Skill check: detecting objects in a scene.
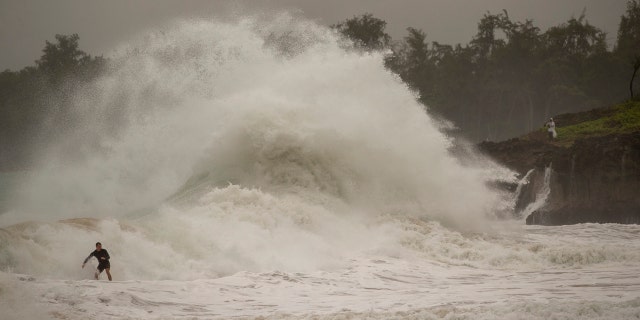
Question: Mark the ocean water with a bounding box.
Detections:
[1,15,639,319]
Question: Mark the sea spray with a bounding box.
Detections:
[518,165,552,219]
[1,15,515,280]
[514,169,535,202]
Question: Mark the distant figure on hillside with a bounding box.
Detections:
[546,118,556,141]
[82,242,112,281]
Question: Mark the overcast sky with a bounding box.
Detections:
[0,0,629,71]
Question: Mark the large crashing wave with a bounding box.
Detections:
[0,15,518,280]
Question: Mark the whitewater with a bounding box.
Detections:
[1,15,639,319]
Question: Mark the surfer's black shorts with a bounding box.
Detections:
[97,261,110,272]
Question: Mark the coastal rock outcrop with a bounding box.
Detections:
[480,131,640,225]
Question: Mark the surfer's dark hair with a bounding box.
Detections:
[96,242,102,246]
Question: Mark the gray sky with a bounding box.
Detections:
[0,0,629,71]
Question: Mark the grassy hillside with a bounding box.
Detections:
[524,100,640,147]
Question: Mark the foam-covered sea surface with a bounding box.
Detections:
[1,14,639,319]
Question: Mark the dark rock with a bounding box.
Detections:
[527,205,640,225]
[480,132,640,225]
[485,180,518,193]
[479,138,562,174]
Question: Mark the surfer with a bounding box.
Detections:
[82,242,112,281]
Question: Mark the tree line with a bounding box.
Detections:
[0,34,105,170]
[334,1,640,141]
[1,2,639,170]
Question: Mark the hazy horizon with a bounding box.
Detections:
[0,0,629,71]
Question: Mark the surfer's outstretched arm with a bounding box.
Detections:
[81,251,95,268]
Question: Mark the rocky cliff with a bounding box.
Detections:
[479,103,640,225]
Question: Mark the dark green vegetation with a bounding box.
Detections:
[335,1,640,142]
[0,34,104,170]
[514,100,640,147]
[554,100,640,145]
